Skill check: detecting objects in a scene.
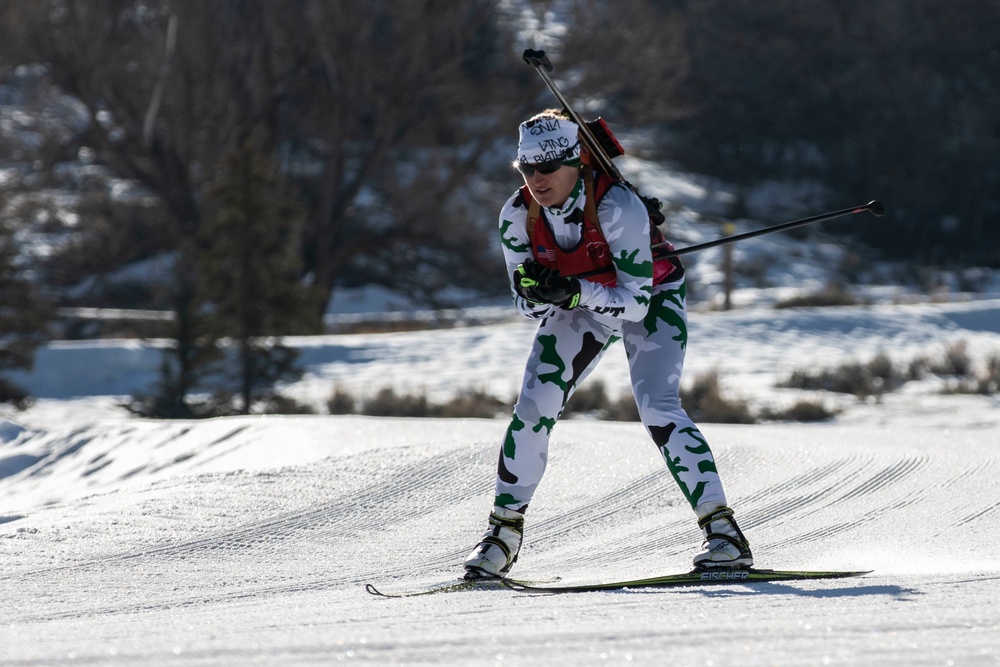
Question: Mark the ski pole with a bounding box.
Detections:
[653,200,885,259]
[521,50,886,269]
[569,200,884,280]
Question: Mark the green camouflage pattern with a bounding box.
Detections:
[494,278,727,513]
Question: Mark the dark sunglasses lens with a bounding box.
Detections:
[517,159,562,177]
[535,159,562,174]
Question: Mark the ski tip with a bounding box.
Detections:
[744,568,875,580]
[365,583,387,597]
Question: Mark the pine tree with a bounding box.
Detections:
[195,146,323,415]
[123,245,225,419]
[0,215,53,409]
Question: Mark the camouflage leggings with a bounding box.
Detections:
[494,278,728,514]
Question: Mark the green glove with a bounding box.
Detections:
[514,259,581,309]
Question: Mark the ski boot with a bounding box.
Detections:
[463,506,524,580]
[692,504,753,570]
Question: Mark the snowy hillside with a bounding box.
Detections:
[1,297,999,664]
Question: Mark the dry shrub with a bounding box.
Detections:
[600,394,641,422]
[759,399,839,422]
[929,340,972,377]
[979,355,1000,394]
[324,373,758,424]
[779,341,1000,399]
[680,371,755,424]
[779,352,901,398]
[361,387,433,417]
[563,381,640,421]
[941,352,1000,396]
[437,389,511,419]
[562,381,612,417]
[327,385,512,418]
[774,284,864,309]
[327,387,358,414]
[256,394,316,415]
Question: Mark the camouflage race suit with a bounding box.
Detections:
[495,177,728,515]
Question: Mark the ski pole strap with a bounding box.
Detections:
[527,198,540,241]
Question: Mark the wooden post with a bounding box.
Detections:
[722,222,735,310]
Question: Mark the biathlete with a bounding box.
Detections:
[464,110,753,579]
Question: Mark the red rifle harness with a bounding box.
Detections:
[522,167,683,287]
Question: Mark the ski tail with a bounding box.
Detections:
[366,574,560,599]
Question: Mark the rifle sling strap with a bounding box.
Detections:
[525,165,606,248]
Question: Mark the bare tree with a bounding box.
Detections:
[672,0,1000,266]
[1,1,313,413]
[0,0,528,414]
[289,0,531,309]
[558,1,691,126]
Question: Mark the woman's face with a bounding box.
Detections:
[523,164,581,208]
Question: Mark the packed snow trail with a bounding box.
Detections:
[1,416,998,665]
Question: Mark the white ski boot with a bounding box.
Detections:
[692,504,753,570]
[463,506,524,579]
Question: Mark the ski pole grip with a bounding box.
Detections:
[523,49,553,72]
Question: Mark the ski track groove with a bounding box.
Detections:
[5,443,500,623]
[954,497,1000,528]
[777,451,971,547]
[2,443,488,584]
[783,453,926,517]
[729,452,877,546]
[14,573,365,623]
[830,454,930,502]
[624,456,876,561]
[522,450,830,565]
[707,451,873,537]
[7,434,999,625]
[516,449,886,569]
[565,447,944,560]
[526,470,681,567]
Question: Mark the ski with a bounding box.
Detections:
[501,568,872,594]
[365,575,561,599]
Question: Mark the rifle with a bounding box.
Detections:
[522,49,665,226]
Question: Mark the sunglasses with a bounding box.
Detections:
[515,158,567,177]
[515,143,581,177]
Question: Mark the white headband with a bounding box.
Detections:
[516,116,581,164]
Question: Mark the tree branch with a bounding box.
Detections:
[143,12,178,148]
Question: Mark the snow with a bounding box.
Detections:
[1,294,1000,665]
